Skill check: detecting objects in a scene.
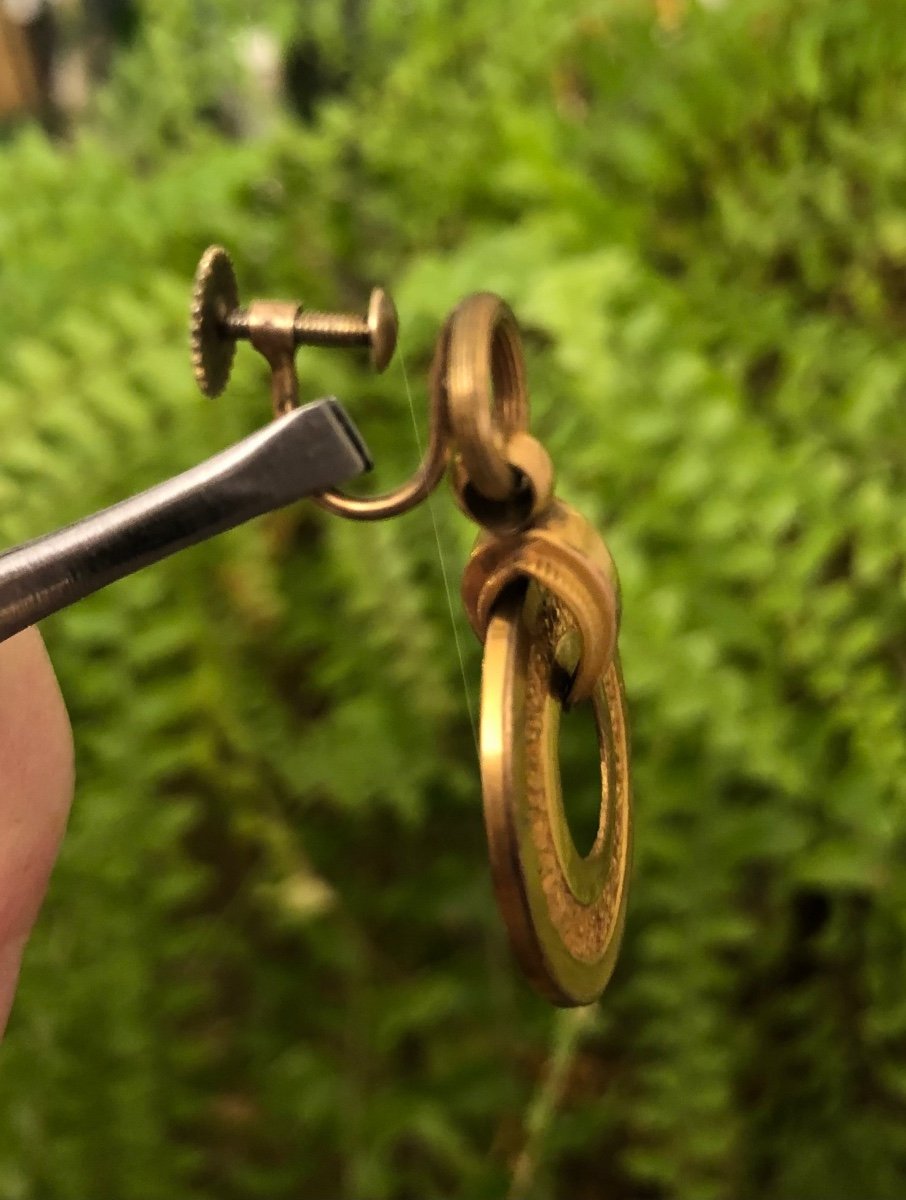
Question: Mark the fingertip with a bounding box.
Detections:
[0,628,74,1034]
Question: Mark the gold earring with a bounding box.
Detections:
[243,265,635,1007]
[440,294,632,1007]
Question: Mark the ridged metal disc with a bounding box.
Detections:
[190,245,239,398]
[480,585,632,1006]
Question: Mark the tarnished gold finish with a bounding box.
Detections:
[189,244,399,415]
[191,245,240,399]
[244,300,303,416]
[462,499,619,706]
[313,319,453,520]
[446,293,530,500]
[480,583,632,1006]
[186,250,633,1006]
[450,431,555,534]
[437,296,632,1006]
[316,295,539,527]
[283,287,398,372]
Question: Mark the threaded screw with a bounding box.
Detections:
[225,288,398,373]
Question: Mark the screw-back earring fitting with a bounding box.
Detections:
[190,245,399,416]
[190,250,632,1008]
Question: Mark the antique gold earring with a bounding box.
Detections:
[192,251,633,1006]
[441,296,632,1007]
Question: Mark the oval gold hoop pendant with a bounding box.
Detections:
[480,584,632,1006]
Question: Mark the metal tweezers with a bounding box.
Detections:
[0,397,371,644]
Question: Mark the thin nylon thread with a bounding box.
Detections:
[398,344,479,754]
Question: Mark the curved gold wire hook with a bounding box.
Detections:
[313,295,533,523]
[312,314,454,521]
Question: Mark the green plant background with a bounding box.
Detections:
[2,1,906,1197]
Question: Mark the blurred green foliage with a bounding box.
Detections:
[2,0,906,1197]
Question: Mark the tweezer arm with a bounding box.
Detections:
[0,397,371,644]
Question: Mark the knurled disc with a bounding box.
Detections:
[190,245,239,398]
[479,584,632,1006]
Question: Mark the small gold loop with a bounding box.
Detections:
[450,432,555,535]
[461,500,620,706]
[446,293,530,502]
[480,584,632,1006]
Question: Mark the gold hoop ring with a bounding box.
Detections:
[445,293,530,501]
[479,583,632,1006]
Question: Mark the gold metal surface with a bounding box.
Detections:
[245,300,303,416]
[480,583,632,1006]
[189,244,398,416]
[186,249,634,1006]
[438,296,632,1005]
[191,246,240,399]
[316,295,538,526]
[462,500,618,706]
[450,431,555,535]
[290,287,398,372]
[445,293,529,501]
[313,315,453,520]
